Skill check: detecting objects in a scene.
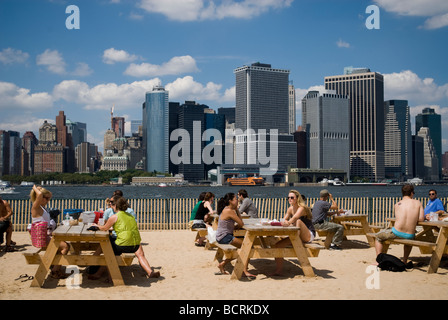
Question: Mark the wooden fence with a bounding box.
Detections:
[8,196,445,232]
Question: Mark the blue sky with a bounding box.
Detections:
[1,0,448,154]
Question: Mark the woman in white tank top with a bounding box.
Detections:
[30,185,70,279]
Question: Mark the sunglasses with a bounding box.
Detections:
[429,193,436,196]
[287,196,296,199]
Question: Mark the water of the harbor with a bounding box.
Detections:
[3,184,448,200]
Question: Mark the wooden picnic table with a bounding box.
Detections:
[230,219,316,280]
[383,218,448,273]
[331,214,377,247]
[315,214,378,248]
[28,224,133,287]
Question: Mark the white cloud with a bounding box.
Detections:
[138,0,293,22]
[423,13,448,30]
[166,76,223,101]
[103,48,139,64]
[52,76,232,110]
[0,48,30,65]
[373,0,448,29]
[53,79,161,110]
[124,55,199,77]
[383,70,448,104]
[36,49,67,75]
[336,39,350,48]
[72,62,93,77]
[0,117,48,136]
[36,49,92,76]
[0,81,53,110]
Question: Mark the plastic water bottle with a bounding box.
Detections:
[64,213,70,225]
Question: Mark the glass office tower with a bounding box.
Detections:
[416,107,442,178]
[143,86,169,173]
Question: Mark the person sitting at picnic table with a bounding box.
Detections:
[189,192,206,228]
[0,196,15,252]
[103,191,136,236]
[89,197,160,280]
[237,189,258,218]
[30,185,70,279]
[271,190,316,276]
[374,184,424,266]
[215,193,256,279]
[424,189,445,220]
[192,192,216,246]
[312,189,344,250]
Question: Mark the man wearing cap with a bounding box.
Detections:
[312,189,344,250]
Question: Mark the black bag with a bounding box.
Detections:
[191,222,206,229]
[376,253,406,272]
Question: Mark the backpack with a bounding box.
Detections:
[376,253,406,272]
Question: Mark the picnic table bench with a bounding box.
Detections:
[369,218,448,274]
[222,219,319,279]
[214,240,324,262]
[23,224,135,287]
[316,214,379,247]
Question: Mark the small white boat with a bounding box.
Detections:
[0,187,16,194]
[158,183,167,187]
[0,180,16,193]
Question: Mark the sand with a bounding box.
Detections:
[1,231,448,301]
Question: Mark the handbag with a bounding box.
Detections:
[30,221,49,248]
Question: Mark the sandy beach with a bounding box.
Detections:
[1,231,448,301]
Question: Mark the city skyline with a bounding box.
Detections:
[1,0,448,153]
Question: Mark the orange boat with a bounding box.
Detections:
[226,176,264,186]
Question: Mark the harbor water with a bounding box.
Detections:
[2,184,448,201]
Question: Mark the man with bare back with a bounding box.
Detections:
[0,196,14,252]
[375,184,424,264]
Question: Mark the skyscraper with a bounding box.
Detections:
[302,90,350,176]
[384,100,413,180]
[234,62,296,173]
[325,67,385,181]
[143,85,169,173]
[235,62,289,134]
[417,127,439,180]
[289,82,296,134]
[416,107,441,178]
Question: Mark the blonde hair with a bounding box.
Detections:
[289,190,312,220]
[30,186,52,202]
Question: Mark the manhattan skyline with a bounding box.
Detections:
[1,0,447,153]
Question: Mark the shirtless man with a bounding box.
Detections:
[0,196,14,252]
[375,184,424,264]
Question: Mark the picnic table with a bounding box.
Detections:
[317,214,378,247]
[381,218,448,273]
[23,224,134,287]
[230,219,317,280]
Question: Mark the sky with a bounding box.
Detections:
[1,0,448,154]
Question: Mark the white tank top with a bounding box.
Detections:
[32,206,51,224]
